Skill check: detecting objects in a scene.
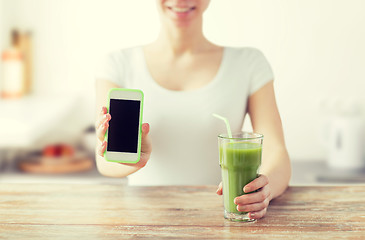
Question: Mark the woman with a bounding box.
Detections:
[95,0,291,220]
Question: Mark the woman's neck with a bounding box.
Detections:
[153,20,214,56]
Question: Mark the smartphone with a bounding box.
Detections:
[104,88,144,163]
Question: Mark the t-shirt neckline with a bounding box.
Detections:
[138,47,228,95]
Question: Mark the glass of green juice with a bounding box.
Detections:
[218,132,263,222]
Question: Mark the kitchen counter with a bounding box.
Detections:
[290,160,365,185]
[0,184,364,239]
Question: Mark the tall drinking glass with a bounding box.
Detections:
[218,132,263,222]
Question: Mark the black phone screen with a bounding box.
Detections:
[107,99,141,153]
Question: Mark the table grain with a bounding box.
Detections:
[0,184,364,239]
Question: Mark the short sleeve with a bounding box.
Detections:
[94,52,125,86]
[248,49,274,95]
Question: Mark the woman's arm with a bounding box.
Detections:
[216,80,291,219]
[95,79,152,178]
[247,80,291,199]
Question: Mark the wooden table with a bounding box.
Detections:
[0,184,364,239]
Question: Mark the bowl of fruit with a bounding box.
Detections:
[18,144,93,174]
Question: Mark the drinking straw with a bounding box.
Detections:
[212,113,233,139]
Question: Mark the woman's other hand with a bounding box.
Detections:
[216,174,272,220]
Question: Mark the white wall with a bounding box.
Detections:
[205,0,365,161]
[0,0,3,92]
[0,1,1,48]
[1,0,365,160]
[1,0,160,146]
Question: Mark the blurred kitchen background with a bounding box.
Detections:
[0,0,364,185]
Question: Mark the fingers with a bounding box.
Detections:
[216,182,223,195]
[234,185,270,205]
[243,174,269,193]
[95,107,110,157]
[97,141,107,157]
[95,107,108,128]
[141,123,152,155]
[100,106,107,115]
[234,176,272,220]
[96,119,110,142]
[236,197,270,212]
[249,208,267,220]
[95,107,111,142]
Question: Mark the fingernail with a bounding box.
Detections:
[250,213,256,218]
[142,124,148,133]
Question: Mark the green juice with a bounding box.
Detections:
[220,142,262,215]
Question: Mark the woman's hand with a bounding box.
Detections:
[216,174,272,220]
[95,106,111,156]
[95,106,152,168]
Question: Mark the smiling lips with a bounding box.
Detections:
[168,6,196,13]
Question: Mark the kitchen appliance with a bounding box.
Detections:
[327,115,364,169]
[319,98,365,170]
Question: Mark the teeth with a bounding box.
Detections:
[171,7,192,13]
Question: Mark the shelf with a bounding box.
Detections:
[290,160,365,185]
[0,158,127,185]
[0,95,76,148]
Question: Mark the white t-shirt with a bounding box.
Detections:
[96,46,273,186]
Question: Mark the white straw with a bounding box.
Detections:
[212,113,233,139]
